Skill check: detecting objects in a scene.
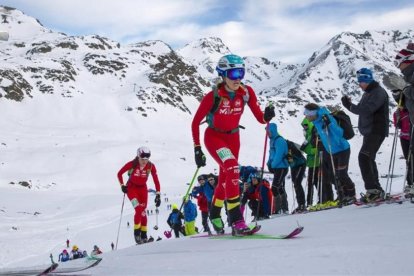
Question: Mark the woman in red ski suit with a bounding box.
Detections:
[117,146,161,244]
[191,54,275,235]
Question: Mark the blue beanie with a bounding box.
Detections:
[356,68,374,83]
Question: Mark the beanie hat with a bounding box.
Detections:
[395,48,414,68]
[356,68,374,83]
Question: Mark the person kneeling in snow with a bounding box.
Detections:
[167,204,185,238]
[58,249,70,262]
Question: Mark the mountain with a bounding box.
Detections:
[277,30,414,104]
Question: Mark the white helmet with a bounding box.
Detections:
[137,146,151,159]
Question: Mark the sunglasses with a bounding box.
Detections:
[356,72,371,79]
[208,178,215,182]
[224,68,245,80]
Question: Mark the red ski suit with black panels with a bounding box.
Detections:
[191,84,266,212]
[117,161,161,232]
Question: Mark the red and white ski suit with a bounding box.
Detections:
[117,161,161,232]
[191,84,266,212]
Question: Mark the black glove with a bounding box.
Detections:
[341,96,352,110]
[322,115,330,128]
[121,185,128,194]
[300,140,308,151]
[194,145,206,168]
[264,105,275,122]
[154,193,161,207]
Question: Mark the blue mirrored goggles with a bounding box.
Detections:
[224,68,245,80]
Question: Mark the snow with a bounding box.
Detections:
[1,88,413,275]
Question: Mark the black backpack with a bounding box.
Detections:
[285,140,306,164]
[330,110,355,140]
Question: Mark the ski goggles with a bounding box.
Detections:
[304,109,318,117]
[139,152,151,159]
[224,68,245,80]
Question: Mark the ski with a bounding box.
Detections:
[354,194,403,207]
[0,262,58,276]
[210,226,303,240]
[48,257,101,275]
[192,226,303,240]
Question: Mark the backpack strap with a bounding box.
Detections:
[206,83,249,134]
[128,158,152,177]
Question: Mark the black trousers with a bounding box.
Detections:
[291,165,306,206]
[271,168,289,213]
[306,166,319,205]
[359,134,385,190]
[323,148,356,199]
[201,211,210,232]
[400,137,413,186]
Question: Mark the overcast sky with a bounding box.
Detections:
[1,0,414,63]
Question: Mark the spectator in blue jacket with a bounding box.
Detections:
[167,204,184,238]
[267,123,289,214]
[304,103,356,205]
[183,197,198,236]
[192,175,214,208]
[58,249,70,262]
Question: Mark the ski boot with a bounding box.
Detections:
[134,229,141,244]
[360,189,384,203]
[341,196,356,206]
[210,218,225,235]
[404,185,414,199]
[291,204,306,214]
[138,231,148,244]
[231,220,260,236]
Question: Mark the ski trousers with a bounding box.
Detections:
[126,185,148,232]
[204,128,243,224]
[359,134,385,190]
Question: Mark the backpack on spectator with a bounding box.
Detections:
[330,110,355,140]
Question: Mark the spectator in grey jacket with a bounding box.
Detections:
[341,68,389,202]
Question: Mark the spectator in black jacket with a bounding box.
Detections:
[341,68,389,202]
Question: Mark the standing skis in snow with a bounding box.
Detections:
[191,54,275,235]
[117,146,161,244]
[341,68,389,202]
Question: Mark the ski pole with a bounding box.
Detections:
[324,123,343,208]
[318,151,324,205]
[164,167,199,239]
[309,136,319,206]
[255,121,270,223]
[115,193,126,250]
[154,208,159,230]
[385,126,399,195]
